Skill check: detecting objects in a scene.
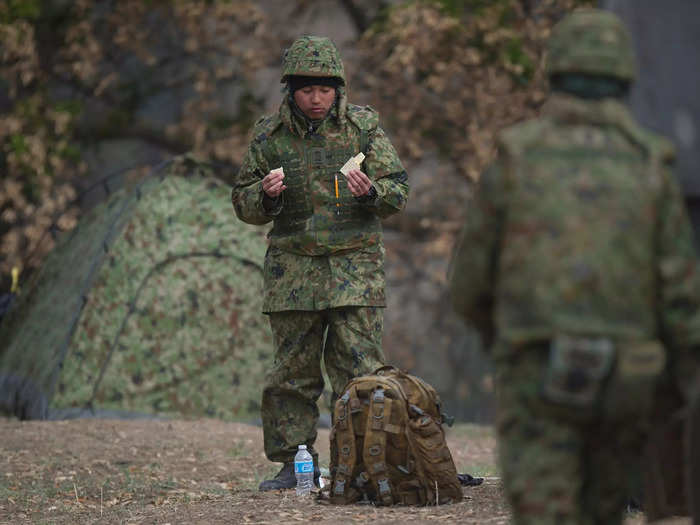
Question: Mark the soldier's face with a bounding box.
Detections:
[293,85,336,120]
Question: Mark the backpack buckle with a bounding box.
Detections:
[336,397,348,427]
[355,471,369,487]
[368,444,382,456]
[409,404,424,416]
[334,479,346,495]
[373,388,385,403]
[441,411,455,427]
[349,398,362,413]
[377,478,393,504]
[378,478,391,495]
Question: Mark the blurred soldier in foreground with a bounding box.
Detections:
[232,36,408,491]
[449,8,700,524]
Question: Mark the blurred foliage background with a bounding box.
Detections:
[0,0,594,421]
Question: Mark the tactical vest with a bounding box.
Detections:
[494,101,672,343]
[258,119,380,256]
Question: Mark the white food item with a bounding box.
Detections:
[339,152,365,176]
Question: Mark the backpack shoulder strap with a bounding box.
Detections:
[331,386,360,503]
[363,386,394,505]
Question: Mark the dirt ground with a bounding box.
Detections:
[0,418,687,524]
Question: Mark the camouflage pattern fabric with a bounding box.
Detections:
[261,307,384,463]
[546,8,637,81]
[60,168,271,419]
[448,46,700,525]
[449,94,700,348]
[232,35,406,465]
[262,244,386,311]
[495,344,650,524]
[281,35,346,84]
[0,157,273,421]
[232,39,408,313]
[642,378,688,520]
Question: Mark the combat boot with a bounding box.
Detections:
[258,462,322,491]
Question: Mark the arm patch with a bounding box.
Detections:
[252,114,282,144]
[346,104,379,133]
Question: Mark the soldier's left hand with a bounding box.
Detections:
[345,169,373,197]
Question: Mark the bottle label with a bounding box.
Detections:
[295,460,313,474]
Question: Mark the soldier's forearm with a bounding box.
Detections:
[367,172,408,218]
[231,182,274,225]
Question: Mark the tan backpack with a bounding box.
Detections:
[329,365,463,505]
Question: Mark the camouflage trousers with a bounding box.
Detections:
[494,343,650,525]
[261,306,385,463]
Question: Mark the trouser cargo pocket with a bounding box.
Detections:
[603,340,666,419]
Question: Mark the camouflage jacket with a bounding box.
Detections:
[449,93,700,353]
[232,89,408,312]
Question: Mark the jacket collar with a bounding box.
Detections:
[279,85,348,137]
[541,92,636,130]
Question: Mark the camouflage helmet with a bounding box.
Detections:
[546,8,636,82]
[281,35,345,85]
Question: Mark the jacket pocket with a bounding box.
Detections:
[541,333,615,408]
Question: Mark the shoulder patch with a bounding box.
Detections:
[346,104,379,131]
[252,114,282,143]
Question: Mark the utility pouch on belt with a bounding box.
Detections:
[542,334,614,408]
[603,340,666,419]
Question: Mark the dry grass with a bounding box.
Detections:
[0,418,675,524]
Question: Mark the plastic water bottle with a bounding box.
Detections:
[294,444,314,496]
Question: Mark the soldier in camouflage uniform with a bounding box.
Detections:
[232,36,408,491]
[448,9,700,524]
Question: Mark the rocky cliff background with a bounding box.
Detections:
[6,0,696,422]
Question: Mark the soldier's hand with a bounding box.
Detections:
[345,169,372,197]
[262,169,286,198]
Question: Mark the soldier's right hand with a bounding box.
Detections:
[262,169,286,198]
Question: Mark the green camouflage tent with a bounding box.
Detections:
[0,157,272,421]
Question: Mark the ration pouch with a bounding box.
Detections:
[542,334,614,408]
